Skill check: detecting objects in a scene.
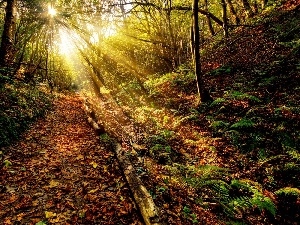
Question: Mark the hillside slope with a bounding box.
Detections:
[126,2,300,224]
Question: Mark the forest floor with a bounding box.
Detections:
[0,94,143,225]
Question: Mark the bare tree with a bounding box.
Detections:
[0,0,17,67]
[221,0,228,38]
[193,0,212,103]
[204,0,215,36]
[226,0,240,25]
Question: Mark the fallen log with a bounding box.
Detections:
[82,97,162,225]
[115,143,162,225]
[84,99,105,135]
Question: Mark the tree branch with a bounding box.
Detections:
[109,1,223,27]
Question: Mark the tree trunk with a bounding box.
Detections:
[204,0,215,36]
[0,0,17,67]
[193,0,212,103]
[241,0,254,18]
[226,0,240,25]
[221,0,228,38]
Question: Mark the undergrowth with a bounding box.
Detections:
[132,4,299,224]
[82,3,300,224]
[0,76,53,147]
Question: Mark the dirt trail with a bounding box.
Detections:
[0,94,143,225]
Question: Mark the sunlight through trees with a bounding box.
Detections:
[1,0,300,224]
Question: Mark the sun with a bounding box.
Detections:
[48,5,57,17]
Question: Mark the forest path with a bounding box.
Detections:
[0,93,143,225]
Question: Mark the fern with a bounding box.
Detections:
[251,194,276,216]
[275,187,300,197]
[286,148,300,161]
[167,164,277,219]
[230,179,276,216]
[227,91,261,103]
[210,97,227,107]
[210,120,230,133]
[230,118,255,130]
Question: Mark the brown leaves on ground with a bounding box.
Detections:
[0,94,143,225]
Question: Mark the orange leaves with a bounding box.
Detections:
[0,94,142,224]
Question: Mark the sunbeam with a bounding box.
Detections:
[48,5,56,17]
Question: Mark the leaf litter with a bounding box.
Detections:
[0,93,143,225]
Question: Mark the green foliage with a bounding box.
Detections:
[286,149,300,161]
[258,76,277,86]
[182,205,199,223]
[283,162,300,172]
[0,82,52,147]
[171,164,276,219]
[225,222,247,225]
[172,70,196,93]
[159,129,175,140]
[99,133,113,145]
[149,144,172,163]
[210,120,230,133]
[227,91,261,103]
[35,222,47,225]
[275,187,300,198]
[146,133,174,164]
[209,65,233,76]
[230,119,255,130]
[78,211,85,219]
[225,129,264,153]
[177,108,201,124]
[257,148,269,161]
[3,159,12,167]
[150,144,172,154]
[0,70,13,88]
[230,179,276,216]
[145,73,174,90]
[210,98,227,107]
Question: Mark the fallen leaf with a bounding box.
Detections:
[35,222,47,225]
[90,161,98,168]
[3,218,12,225]
[49,180,59,188]
[88,188,99,194]
[3,159,12,167]
[103,165,108,172]
[45,211,57,218]
[76,155,84,160]
[17,213,25,221]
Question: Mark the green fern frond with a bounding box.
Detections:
[231,179,263,193]
[228,196,252,212]
[275,187,300,197]
[167,164,277,219]
[251,194,276,216]
[230,179,276,216]
[230,119,255,130]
